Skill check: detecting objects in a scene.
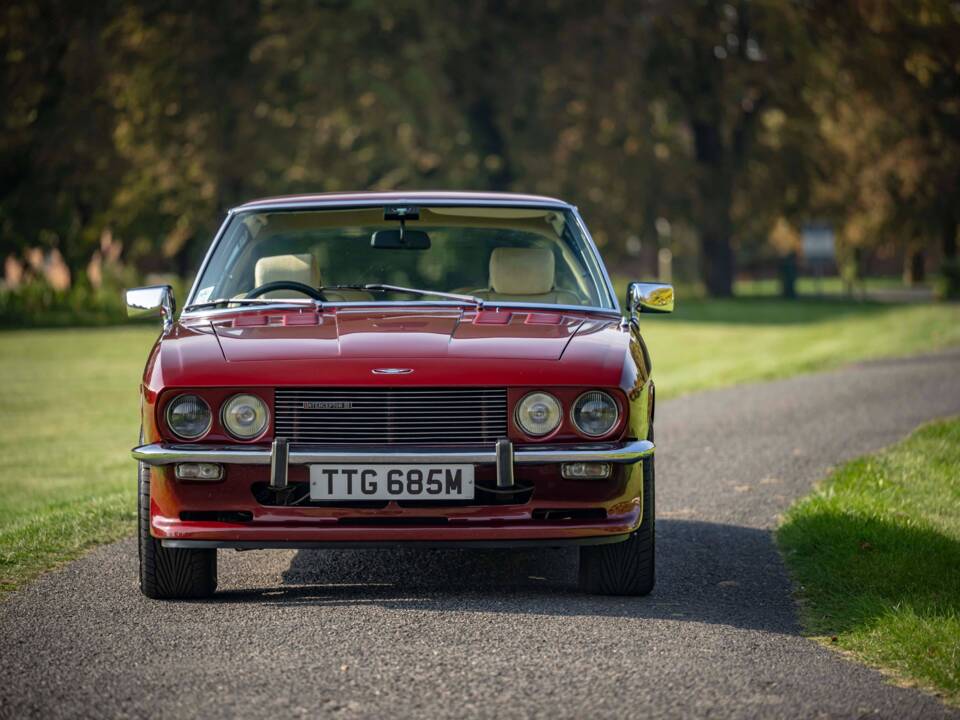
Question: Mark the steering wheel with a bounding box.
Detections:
[245,281,326,301]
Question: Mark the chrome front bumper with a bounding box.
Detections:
[134,439,654,525]
[133,439,653,490]
[131,439,654,468]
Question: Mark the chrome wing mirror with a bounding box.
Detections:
[626,281,674,318]
[126,285,176,331]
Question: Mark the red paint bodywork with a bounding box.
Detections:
[139,194,655,546]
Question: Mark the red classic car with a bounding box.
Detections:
[128,191,673,599]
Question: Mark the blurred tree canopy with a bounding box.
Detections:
[1,0,958,296]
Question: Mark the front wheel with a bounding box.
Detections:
[138,461,217,599]
[578,451,655,596]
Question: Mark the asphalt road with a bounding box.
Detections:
[2,349,960,719]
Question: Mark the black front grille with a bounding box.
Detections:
[273,388,508,446]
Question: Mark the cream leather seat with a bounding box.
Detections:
[252,254,373,301]
[253,254,317,299]
[473,247,581,304]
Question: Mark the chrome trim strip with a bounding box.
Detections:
[513,440,653,464]
[571,208,620,313]
[180,300,623,321]
[132,439,655,466]
[135,444,273,465]
[184,210,235,309]
[234,198,573,213]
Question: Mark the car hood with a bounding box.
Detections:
[212,308,585,362]
[151,308,631,389]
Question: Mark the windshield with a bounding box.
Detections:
[189,206,614,310]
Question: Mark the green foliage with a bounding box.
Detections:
[2,1,957,300]
[778,418,960,703]
[937,259,960,301]
[0,268,192,327]
[810,1,960,278]
[0,279,129,328]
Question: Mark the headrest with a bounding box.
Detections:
[254,254,319,288]
[489,247,555,295]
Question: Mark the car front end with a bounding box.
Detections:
[128,191,671,598]
[134,310,654,549]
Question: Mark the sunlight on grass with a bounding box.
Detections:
[640,299,960,398]
[0,326,157,591]
[778,419,960,704]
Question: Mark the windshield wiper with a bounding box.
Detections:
[361,283,485,307]
[183,297,318,312]
[315,284,367,293]
[185,285,485,312]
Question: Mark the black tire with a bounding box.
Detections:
[578,451,655,596]
[138,461,217,599]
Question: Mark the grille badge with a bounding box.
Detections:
[372,368,414,375]
[302,401,352,410]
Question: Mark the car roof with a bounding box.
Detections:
[232,190,573,213]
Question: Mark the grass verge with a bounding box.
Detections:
[777,418,960,705]
[0,326,157,593]
[639,297,960,396]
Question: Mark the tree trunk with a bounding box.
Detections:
[693,121,734,297]
[906,247,925,285]
[780,252,798,299]
[944,213,957,262]
[700,227,735,297]
[942,207,959,300]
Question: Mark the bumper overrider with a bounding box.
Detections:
[133,439,654,549]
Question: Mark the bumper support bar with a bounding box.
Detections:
[496,438,515,488]
[270,438,289,491]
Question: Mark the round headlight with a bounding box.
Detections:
[571,390,619,437]
[165,394,212,440]
[222,394,269,439]
[515,392,562,437]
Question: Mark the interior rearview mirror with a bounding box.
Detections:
[126,285,176,330]
[627,281,674,315]
[371,229,431,250]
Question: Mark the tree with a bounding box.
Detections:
[0,0,123,277]
[646,0,817,296]
[813,0,960,295]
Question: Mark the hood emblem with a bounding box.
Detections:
[372,368,414,375]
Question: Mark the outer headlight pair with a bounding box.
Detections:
[514,390,619,438]
[165,393,269,440]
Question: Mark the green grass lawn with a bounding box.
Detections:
[0,298,959,594]
[777,418,960,704]
[735,276,926,297]
[640,297,960,396]
[0,326,158,592]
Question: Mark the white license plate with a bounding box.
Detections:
[308,465,475,501]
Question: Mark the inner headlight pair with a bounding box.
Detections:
[165,393,269,440]
[515,390,619,438]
